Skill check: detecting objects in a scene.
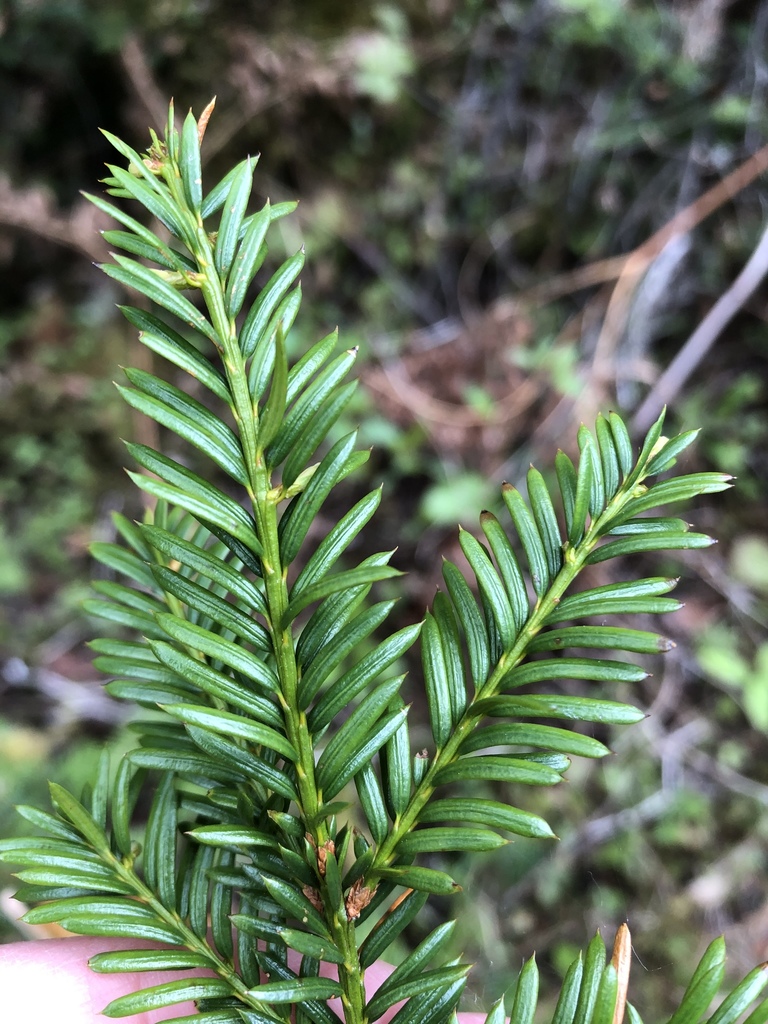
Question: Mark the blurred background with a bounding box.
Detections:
[1,0,768,1017]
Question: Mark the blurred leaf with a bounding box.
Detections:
[350,28,414,104]
[730,535,768,593]
[421,474,496,526]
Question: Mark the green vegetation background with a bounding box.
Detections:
[1,1,768,1018]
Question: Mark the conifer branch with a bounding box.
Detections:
[1,101,764,1024]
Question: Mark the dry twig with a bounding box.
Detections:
[515,142,768,313]
[0,175,106,261]
[591,142,768,382]
[119,33,172,134]
[633,220,768,431]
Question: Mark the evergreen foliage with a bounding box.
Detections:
[1,101,765,1024]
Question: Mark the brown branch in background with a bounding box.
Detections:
[633,220,768,431]
[364,360,541,429]
[512,143,768,376]
[204,34,348,161]
[0,37,166,472]
[591,141,768,380]
[119,33,171,133]
[0,175,106,261]
[516,252,630,307]
[481,142,768,432]
[0,35,167,260]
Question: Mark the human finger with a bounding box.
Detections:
[0,937,495,1022]
[0,937,205,1024]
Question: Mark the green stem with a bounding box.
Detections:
[330,913,368,1024]
[257,494,327,839]
[171,179,328,842]
[162,156,366,1022]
